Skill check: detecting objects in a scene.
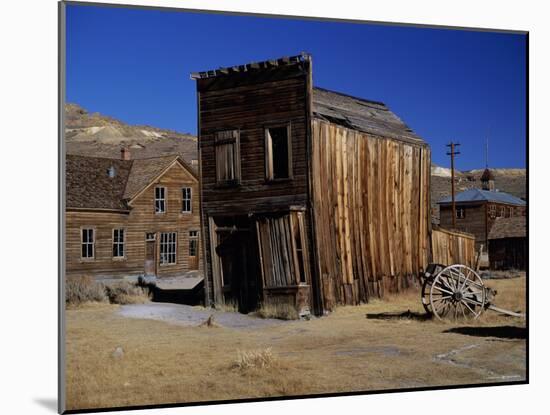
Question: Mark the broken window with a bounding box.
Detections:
[81,228,94,259]
[189,230,198,257]
[265,124,292,180]
[215,130,240,184]
[456,207,465,219]
[155,187,166,213]
[112,228,125,258]
[182,187,192,213]
[160,232,177,264]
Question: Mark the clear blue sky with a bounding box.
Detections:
[66,4,527,169]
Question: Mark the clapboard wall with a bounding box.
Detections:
[311,119,431,309]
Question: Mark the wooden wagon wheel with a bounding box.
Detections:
[429,264,486,321]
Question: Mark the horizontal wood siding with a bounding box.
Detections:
[197,67,310,306]
[66,162,201,279]
[311,119,431,308]
[431,228,476,268]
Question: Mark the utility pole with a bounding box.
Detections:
[446,142,461,228]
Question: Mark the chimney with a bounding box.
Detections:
[121,147,131,161]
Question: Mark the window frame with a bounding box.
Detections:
[155,186,166,214]
[159,231,177,266]
[80,227,95,260]
[214,129,241,186]
[456,207,466,219]
[264,122,293,182]
[112,228,126,260]
[189,230,199,257]
[181,187,192,214]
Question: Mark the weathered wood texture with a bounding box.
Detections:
[311,119,431,309]
[489,237,526,270]
[439,202,527,250]
[66,162,201,278]
[196,63,312,305]
[431,227,476,268]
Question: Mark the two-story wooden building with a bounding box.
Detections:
[65,150,201,280]
[192,54,431,315]
[438,168,526,253]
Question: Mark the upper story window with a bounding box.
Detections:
[112,228,125,258]
[155,187,166,213]
[456,207,465,219]
[265,124,292,181]
[182,187,192,213]
[489,204,496,219]
[215,129,240,185]
[81,228,95,259]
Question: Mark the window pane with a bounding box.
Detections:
[268,127,289,179]
[82,244,87,258]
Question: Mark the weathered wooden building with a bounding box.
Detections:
[488,216,527,270]
[66,150,201,280]
[438,169,526,253]
[192,54,431,315]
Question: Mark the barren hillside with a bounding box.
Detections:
[65,103,198,165]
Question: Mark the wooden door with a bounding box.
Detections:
[188,232,199,270]
[144,233,157,276]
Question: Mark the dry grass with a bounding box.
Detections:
[256,302,299,320]
[214,300,238,313]
[65,276,526,411]
[66,276,107,306]
[105,282,151,305]
[233,348,276,370]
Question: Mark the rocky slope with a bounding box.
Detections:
[65,103,198,164]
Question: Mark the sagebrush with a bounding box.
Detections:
[256,302,299,320]
[105,281,151,305]
[66,276,107,305]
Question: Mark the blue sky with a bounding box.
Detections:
[66,4,527,169]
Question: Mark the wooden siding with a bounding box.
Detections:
[66,162,201,279]
[311,119,431,309]
[431,227,476,268]
[439,202,527,250]
[489,237,527,270]
[197,65,312,306]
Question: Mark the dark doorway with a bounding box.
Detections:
[214,216,261,313]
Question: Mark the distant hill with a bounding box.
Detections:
[431,163,526,221]
[65,103,198,165]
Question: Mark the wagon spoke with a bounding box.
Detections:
[460,269,471,291]
[432,284,453,296]
[432,295,451,302]
[461,300,477,316]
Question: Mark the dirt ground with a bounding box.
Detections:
[65,276,526,411]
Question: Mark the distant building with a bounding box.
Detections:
[438,168,526,253]
[488,216,526,270]
[65,150,201,280]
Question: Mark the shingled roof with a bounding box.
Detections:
[312,87,423,144]
[489,216,526,240]
[66,154,190,211]
[438,188,526,206]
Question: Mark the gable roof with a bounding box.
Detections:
[312,87,424,144]
[66,154,195,211]
[489,216,526,240]
[438,188,526,206]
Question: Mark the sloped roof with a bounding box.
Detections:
[438,188,526,206]
[123,155,180,200]
[489,216,526,240]
[66,154,190,210]
[66,155,132,210]
[312,87,424,144]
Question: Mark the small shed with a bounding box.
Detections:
[488,216,527,270]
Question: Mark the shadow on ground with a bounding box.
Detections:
[444,326,526,340]
[366,310,432,321]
